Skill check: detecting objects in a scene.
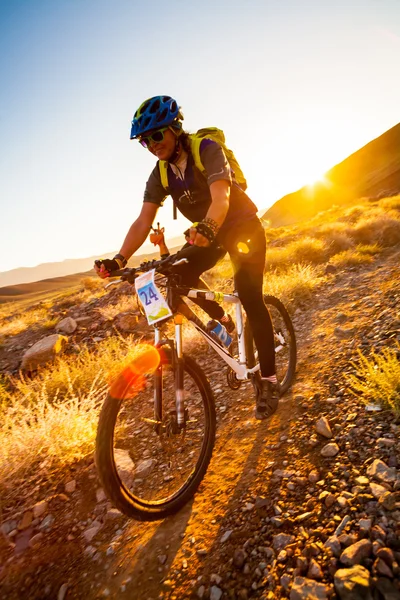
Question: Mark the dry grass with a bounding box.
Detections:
[12,335,141,402]
[97,295,138,321]
[264,264,323,309]
[328,244,380,268]
[347,345,400,415]
[351,212,400,247]
[0,342,157,501]
[265,237,328,271]
[81,276,104,291]
[0,307,58,340]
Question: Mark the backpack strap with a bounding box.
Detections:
[188,134,206,175]
[158,160,169,190]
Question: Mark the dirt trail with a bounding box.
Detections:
[1,248,400,600]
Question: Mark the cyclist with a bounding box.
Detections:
[149,223,235,332]
[95,95,279,419]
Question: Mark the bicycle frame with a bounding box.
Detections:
[154,286,260,380]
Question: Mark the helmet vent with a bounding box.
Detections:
[149,99,160,113]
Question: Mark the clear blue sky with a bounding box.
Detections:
[1,0,399,272]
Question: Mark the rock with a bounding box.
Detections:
[373,557,394,578]
[210,586,223,600]
[220,530,233,543]
[56,317,77,334]
[289,576,329,599]
[96,488,107,503]
[58,583,68,600]
[376,547,395,566]
[272,533,296,551]
[370,482,390,499]
[83,521,102,543]
[65,480,76,493]
[315,417,333,438]
[21,334,68,371]
[29,532,44,548]
[334,515,351,536]
[233,548,247,569]
[33,500,48,519]
[115,313,139,332]
[334,565,372,600]
[358,518,372,533]
[340,539,372,566]
[308,470,320,483]
[379,491,399,511]
[106,508,122,520]
[375,577,400,600]
[324,535,341,557]
[367,459,396,484]
[307,558,323,580]
[321,443,339,457]
[18,511,33,530]
[113,448,135,486]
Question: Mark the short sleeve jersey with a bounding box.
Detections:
[143,139,258,241]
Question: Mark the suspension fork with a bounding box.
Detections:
[174,315,185,427]
[153,327,163,424]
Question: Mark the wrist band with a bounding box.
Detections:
[113,253,127,267]
[195,222,215,243]
[202,217,220,236]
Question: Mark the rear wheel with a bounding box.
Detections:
[96,350,216,521]
[244,295,297,394]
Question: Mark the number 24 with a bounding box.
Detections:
[139,287,158,306]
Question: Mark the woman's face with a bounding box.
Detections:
[148,128,177,161]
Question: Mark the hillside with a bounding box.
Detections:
[0,196,400,599]
[0,236,186,289]
[262,122,400,227]
[0,244,183,304]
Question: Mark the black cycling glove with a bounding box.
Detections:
[95,258,120,272]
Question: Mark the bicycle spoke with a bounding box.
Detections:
[112,363,209,504]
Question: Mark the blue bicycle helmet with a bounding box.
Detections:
[130,95,183,139]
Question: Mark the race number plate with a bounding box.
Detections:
[135,269,172,325]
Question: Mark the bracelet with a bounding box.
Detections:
[202,217,220,236]
[195,222,215,243]
[113,253,127,268]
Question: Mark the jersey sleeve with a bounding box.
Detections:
[143,164,169,206]
[199,139,232,187]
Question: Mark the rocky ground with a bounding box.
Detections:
[0,247,400,599]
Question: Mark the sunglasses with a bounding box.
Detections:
[138,126,170,148]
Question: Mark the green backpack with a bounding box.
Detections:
[158,127,247,219]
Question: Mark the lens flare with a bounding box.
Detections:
[109,344,160,399]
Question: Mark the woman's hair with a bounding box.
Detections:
[179,130,191,153]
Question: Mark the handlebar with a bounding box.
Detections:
[105,253,188,287]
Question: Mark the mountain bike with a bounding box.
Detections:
[95,253,296,521]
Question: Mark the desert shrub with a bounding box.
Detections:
[337,205,365,224]
[379,195,400,212]
[81,276,104,291]
[14,335,142,402]
[347,345,400,415]
[264,264,323,309]
[288,237,328,264]
[351,214,400,247]
[265,237,328,271]
[98,295,139,321]
[329,248,374,268]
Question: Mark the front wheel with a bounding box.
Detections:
[244,295,297,394]
[96,350,216,521]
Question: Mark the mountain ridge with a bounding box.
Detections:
[262,122,400,227]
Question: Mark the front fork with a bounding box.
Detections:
[153,317,186,430]
[174,315,186,427]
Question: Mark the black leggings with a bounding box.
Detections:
[174,218,275,377]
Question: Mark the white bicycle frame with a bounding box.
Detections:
[154,288,260,381]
